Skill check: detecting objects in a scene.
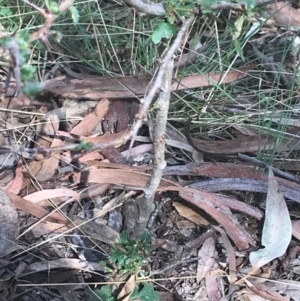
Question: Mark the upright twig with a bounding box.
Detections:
[130,16,195,150]
[130,17,194,239]
[133,60,174,239]
[2,0,75,105]
[25,0,75,42]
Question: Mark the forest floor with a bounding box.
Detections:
[1,0,300,300]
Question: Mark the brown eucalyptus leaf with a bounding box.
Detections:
[197,236,217,283]
[268,2,300,27]
[71,98,110,136]
[117,275,135,301]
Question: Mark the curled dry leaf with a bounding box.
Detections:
[249,170,292,272]
[164,162,300,204]
[7,192,68,224]
[190,178,300,203]
[71,98,110,136]
[24,188,80,204]
[187,129,300,155]
[173,202,209,226]
[117,275,136,301]
[165,186,255,250]
[4,158,23,194]
[84,161,151,173]
[214,226,237,283]
[172,65,255,90]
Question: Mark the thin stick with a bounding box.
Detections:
[133,60,174,238]
[237,153,300,184]
[130,16,195,150]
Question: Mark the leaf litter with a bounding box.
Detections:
[1,4,300,300]
[1,79,300,300]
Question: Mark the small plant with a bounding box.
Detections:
[75,140,94,151]
[151,0,257,44]
[89,285,114,301]
[130,283,161,301]
[0,32,45,97]
[0,0,78,99]
[92,230,160,301]
[102,230,151,277]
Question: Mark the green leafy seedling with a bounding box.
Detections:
[20,65,36,81]
[131,283,161,301]
[90,231,158,300]
[45,0,60,14]
[152,21,177,44]
[90,285,114,301]
[22,81,45,97]
[76,140,94,151]
[0,7,12,16]
[109,230,151,276]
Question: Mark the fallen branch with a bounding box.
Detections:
[189,178,300,203]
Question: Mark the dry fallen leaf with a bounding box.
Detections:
[117,275,135,301]
[35,113,61,182]
[24,188,80,204]
[71,98,110,136]
[35,138,62,182]
[268,2,300,27]
[21,160,43,189]
[197,236,217,283]
[232,125,257,136]
[166,186,254,250]
[249,170,292,272]
[245,279,289,301]
[7,192,68,224]
[43,66,254,100]
[173,202,209,226]
[4,158,23,194]
[206,270,221,301]
[213,226,237,283]
[72,168,178,188]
